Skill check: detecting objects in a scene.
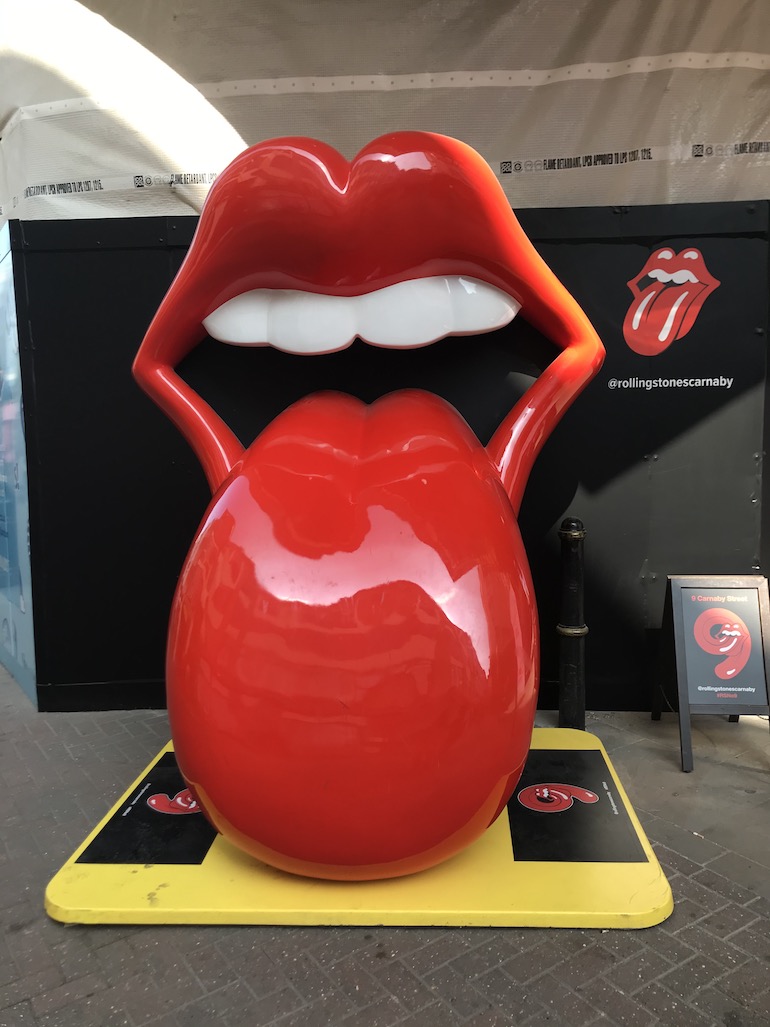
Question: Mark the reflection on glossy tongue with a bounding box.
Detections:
[623,280,709,356]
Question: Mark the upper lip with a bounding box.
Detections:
[134,131,605,496]
[137,132,595,364]
[628,247,719,296]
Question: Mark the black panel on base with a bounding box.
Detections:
[77,752,217,865]
[507,749,647,863]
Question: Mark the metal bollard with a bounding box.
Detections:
[557,517,588,730]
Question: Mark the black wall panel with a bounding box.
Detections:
[11,219,208,709]
[517,204,768,709]
[9,201,769,710]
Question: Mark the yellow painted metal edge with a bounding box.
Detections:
[45,730,673,929]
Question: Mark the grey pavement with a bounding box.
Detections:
[2,665,770,1027]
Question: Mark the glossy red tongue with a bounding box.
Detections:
[247,390,489,566]
[623,280,708,356]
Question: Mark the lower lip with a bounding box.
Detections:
[167,389,539,880]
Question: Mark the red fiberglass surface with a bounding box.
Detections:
[133,132,604,880]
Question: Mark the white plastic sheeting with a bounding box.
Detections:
[0,0,245,220]
[2,0,770,220]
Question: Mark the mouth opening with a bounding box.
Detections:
[178,298,554,452]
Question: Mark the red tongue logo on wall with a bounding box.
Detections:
[622,248,720,356]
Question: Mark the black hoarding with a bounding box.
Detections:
[516,202,769,713]
[7,201,770,712]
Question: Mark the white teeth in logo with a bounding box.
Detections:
[647,268,699,285]
[202,276,520,354]
[718,630,741,653]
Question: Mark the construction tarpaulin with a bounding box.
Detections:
[2,0,769,219]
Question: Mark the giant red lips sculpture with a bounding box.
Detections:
[133,132,604,880]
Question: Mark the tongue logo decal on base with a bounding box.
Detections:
[622,248,720,356]
[517,783,599,813]
[147,788,201,815]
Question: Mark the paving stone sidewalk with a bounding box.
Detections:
[2,668,770,1027]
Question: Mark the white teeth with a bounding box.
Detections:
[450,276,519,334]
[202,276,520,354]
[268,292,356,355]
[670,269,698,285]
[357,277,453,348]
[207,290,269,344]
[648,268,698,285]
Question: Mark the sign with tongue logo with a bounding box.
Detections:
[693,607,752,680]
[622,247,720,356]
[133,132,604,881]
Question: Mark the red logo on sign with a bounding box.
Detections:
[623,248,720,355]
[517,783,599,813]
[693,607,751,679]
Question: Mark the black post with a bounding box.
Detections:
[557,517,587,730]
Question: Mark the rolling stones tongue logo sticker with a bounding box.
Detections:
[623,248,720,356]
[147,788,201,814]
[693,608,751,679]
[517,783,599,813]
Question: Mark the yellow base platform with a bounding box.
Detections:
[45,728,672,928]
